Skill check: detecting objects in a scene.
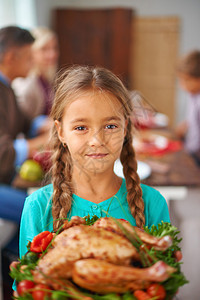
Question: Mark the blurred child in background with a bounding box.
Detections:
[176,50,200,166]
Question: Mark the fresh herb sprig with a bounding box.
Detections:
[83,214,99,225]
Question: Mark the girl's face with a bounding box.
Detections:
[55,90,127,176]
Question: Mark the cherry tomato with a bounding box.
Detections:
[30,231,53,253]
[133,290,151,300]
[17,280,35,296]
[32,283,52,300]
[147,283,166,300]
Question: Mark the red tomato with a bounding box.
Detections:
[32,284,52,300]
[147,283,166,300]
[134,290,151,300]
[30,231,53,253]
[17,280,35,296]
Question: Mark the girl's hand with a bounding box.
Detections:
[174,250,183,262]
[9,261,20,297]
[9,260,20,271]
[13,290,19,297]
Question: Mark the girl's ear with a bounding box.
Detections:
[54,120,65,144]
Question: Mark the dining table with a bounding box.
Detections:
[140,149,200,187]
[131,126,200,203]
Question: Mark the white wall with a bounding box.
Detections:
[0,0,16,27]
[0,0,37,29]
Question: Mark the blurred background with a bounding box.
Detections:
[0,1,200,299]
[1,0,200,127]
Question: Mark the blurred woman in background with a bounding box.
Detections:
[12,27,59,120]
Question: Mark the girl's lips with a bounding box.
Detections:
[86,153,108,159]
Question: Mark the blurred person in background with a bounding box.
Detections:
[12,27,59,120]
[176,50,200,166]
[0,26,51,223]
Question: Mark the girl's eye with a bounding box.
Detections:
[75,126,87,131]
[105,124,117,130]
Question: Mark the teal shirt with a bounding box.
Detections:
[19,179,170,258]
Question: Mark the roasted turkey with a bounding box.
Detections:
[93,217,173,251]
[33,216,176,294]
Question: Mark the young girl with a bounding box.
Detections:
[19,65,170,257]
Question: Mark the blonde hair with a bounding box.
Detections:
[50,65,144,231]
[30,27,58,81]
[31,27,57,50]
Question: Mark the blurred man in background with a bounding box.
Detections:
[0,26,51,223]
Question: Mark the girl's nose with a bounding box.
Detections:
[88,129,105,147]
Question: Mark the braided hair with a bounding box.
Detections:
[50,65,144,231]
[120,120,144,228]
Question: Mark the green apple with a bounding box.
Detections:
[19,159,44,182]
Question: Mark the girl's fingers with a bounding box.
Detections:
[174,250,183,261]
[13,290,19,297]
[9,261,20,271]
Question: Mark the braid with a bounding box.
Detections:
[51,137,73,232]
[120,120,145,228]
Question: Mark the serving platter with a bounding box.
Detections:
[11,216,188,300]
[114,160,151,180]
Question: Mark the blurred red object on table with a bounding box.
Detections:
[12,150,52,189]
[132,112,169,130]
[133,134,182,156]
[129,90,169,130]
[33,150,52,172]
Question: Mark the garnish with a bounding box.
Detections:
[143,222,188,298]
[83,214,99,225]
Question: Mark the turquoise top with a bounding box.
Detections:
[19,178,170,258]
